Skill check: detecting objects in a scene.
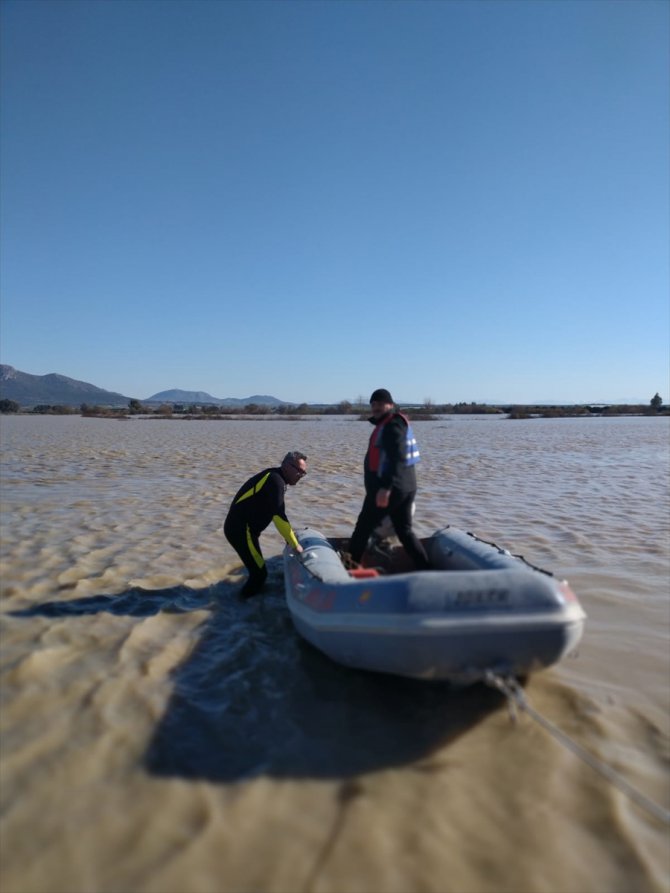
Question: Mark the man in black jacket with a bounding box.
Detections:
[224,451,307,598]
[349,389,429,569]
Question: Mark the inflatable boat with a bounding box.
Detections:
[283,527,586,684]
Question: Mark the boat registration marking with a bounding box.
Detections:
[454,588,510,605]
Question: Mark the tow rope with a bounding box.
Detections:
[484,672,670,825]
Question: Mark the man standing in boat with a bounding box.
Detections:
[224,451,307,598]
[349,389,430,569]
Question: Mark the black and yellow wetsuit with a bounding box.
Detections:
[224,467,299,591]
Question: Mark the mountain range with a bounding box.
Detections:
[0,364,654,409]
[0,365,286,408]
[144,388,285,407]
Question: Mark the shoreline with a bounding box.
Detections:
[2,406,669,420]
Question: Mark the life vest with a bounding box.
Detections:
[368,412,420,476]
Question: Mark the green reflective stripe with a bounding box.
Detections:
[235,471,271,504]
[273,515,299,549]
[246,524,265,569]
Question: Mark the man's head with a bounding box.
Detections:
[281,450,308,485]
[369,388,394,421]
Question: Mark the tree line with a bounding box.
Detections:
[1,393,667,416]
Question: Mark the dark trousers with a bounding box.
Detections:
[349,490,429,569]
[223,514,268,586]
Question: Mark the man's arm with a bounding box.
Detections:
[272,514,302,550]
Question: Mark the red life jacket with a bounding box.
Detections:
[367,412,420,475]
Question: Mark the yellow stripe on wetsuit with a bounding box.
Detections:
[235,471,271,504]
[245,524,265,568]
[273,515,299,549]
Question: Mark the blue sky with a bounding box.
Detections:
[1,0,668,405]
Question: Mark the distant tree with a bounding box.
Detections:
[0,399,20,413]
[128,399,143,413]
[80,404,110,417]
[650,393,663,411]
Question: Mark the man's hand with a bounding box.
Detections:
[295,543,304,553]
[376,489,391,509]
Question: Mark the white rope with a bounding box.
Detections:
[485,672,670,826]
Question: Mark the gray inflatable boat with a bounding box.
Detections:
[283,526,586,684]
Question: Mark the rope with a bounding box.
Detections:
[484,672,670,826]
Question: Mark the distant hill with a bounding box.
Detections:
[144,389,227,405]
[144,389,287,407]
[0,365,131,407]
[0,365,288,408]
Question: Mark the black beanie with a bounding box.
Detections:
[370,388,394,404]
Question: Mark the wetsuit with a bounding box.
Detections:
[224,467,300,590]
[350,412,429,569]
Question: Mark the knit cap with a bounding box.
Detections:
[369,388,394,404]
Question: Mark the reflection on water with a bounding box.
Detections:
[1,415,669,893]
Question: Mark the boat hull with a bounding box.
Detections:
[283,527,586,684]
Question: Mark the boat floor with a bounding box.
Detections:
[328,536,423,576]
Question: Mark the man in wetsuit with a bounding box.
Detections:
[224,451,307,598]
[349,389,429,569]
